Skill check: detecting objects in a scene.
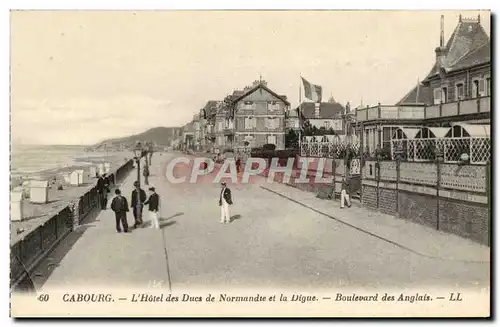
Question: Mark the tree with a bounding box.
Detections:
[285,129,299,149]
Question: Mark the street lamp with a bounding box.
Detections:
[133,142,143,186]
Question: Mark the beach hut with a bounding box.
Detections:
[62,173,71,184]
[21,181,31,199]
[104,162,111,174]
[97,163,105,176]
[70,171,80,186]
[11,191,23,221]
[89,166,97,178]
[29,180,49,204]
[76,169,88,185]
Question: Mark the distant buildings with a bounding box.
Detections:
[231,80,289,150]
[287,97,347,134]
[179,80,290,152]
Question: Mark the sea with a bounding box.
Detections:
[10,144,113,180]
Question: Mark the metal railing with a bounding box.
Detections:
[10,159,135,291]
[356,96,491,122]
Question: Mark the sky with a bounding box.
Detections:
[10,10,490,145]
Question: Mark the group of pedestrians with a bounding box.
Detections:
[110,181,161,233]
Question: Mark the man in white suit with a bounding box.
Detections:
[219,182,233,223]
[340,173,352,209]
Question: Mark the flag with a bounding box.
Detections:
[301,77,322,102]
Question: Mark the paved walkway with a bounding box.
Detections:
[34,152,489,292]
[260,182,490,263]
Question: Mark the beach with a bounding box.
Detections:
[10,145,139,244]
[11,144,133,189]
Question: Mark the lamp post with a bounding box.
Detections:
[133,142,143,187]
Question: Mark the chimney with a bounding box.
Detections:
[314,102,320,119]
[435,15,448,67]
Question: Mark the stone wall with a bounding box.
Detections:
[362,160,491,246]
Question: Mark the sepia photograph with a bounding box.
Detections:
[9,9,491,318]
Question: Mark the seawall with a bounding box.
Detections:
[10,159,136,291]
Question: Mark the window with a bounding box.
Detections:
[441,87,448,103]
[382,126,395,149]
[478,79,486,97]
[242,101,254,110]
[486,77,491,96]
[455,83,465,101]
[218,122,224,132]
[472,79,480,98]
[266,117,279,129]
[245,117,256,130]
[267,135,277,145]
[433,88,441,105]
[267,101,279,112]
[323,121,330,129]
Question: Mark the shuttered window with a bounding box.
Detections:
[433,88,441,105]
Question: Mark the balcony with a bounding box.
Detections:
[356,96,491,122]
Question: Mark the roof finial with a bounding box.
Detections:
[440,15,445,47]
[459,14,462,22]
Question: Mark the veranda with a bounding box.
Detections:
[390,123,490,164]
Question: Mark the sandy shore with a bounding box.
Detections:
[10,152,132,189]
[11,153,137,245]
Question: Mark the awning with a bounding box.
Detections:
[451,123,490,138]
[392,127,420,140]
[416,127,450,138]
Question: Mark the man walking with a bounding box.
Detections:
[96,174,107,209]
[219,182,233,224]
[110,189,130,233]
[340,174,352,209]
[144,187,161,229]
[143,165,150,186]
[131,181,147,228]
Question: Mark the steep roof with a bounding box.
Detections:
[452,42,490,71]
[396,83,432,106]
[424,17,490,81]
[295,102,345,119]
[231,83,290,105]
[445,19,490,67]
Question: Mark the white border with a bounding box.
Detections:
[2,1,497,325]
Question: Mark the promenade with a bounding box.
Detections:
[34,152,489,292]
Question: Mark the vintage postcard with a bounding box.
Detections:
[9,10,491,318]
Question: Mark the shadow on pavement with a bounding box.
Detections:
[160,220,177,229]
[161,212,184,221]
[230,214,242,222]
[19,205,104,291]
[28,224,96,290]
